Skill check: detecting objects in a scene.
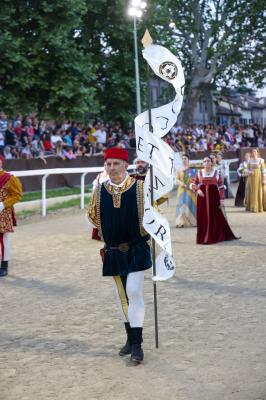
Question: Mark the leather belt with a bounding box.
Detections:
[106,235,150,253]
[109,243,129,252]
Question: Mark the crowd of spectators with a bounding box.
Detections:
[0,111,265,162]
[167,123,266,153]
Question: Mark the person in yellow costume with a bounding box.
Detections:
[0,158,22,277]
[245,148,266,212]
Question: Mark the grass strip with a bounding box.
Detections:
[22,186,92,202]
[17,196,91,218]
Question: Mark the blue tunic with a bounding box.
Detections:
[99,180,152,276]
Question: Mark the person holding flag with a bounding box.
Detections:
[87,147,152,363]
[130,157,149,181]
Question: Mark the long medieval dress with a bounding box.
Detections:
[175,168,197,227]
[235,161,248,207]
[192,169,238,244]
[245,158,266,213]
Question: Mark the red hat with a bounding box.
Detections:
[104,147,128,162]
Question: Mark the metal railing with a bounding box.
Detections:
[11,166,134,217]
[11,158,239,217]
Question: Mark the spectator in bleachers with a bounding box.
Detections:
[63,129,73,147]
[21,144,32,159]
[20,126,30,147]
[0,112,8,138]
[40,131,53,154]
[55,142,66,160]
[3,146,13,160]
[25,118,35,139]
[63,146,76,160]
[0,110,265,161]
[93,123,107,144]
[51,129,63,149]
[5,123,17,147]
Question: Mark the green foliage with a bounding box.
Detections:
[0,0,98,119]
[79,0,141,124]
[0,0,265,123]
[147,0,265,122]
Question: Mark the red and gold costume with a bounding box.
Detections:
[0,170,22,232]
[87,147,150,362]
[0,169,22,277]
[192,169,237,244]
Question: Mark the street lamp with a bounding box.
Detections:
[128,0,147,115]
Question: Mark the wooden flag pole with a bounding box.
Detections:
[142,30,159,349]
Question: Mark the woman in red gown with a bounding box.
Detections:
[191,156,238,244]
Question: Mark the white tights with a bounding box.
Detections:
[0,233,10,261]
[113,270,145,327]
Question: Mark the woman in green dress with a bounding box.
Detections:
[175,154,197,227]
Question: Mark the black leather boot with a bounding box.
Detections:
[0,261,8,277]
[119,322,132,356]
[130,327,144,362]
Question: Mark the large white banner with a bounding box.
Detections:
[135,44,184,281]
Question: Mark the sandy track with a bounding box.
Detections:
[1,194,266,400]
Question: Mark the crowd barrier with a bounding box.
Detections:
[5,149,244,193]
[11,157,239,217]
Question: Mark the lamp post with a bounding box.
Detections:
[128,0,147,115]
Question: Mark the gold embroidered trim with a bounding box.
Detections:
[0,182,14,233]
[96,184,103,237]
[104,177,135,209]
[136,180,147,236]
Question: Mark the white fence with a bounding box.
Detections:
[11,158,238,217]
[12,166,134,217]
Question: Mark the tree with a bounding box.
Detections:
[79,0,141,124]
[147,0,265,124]
[0,0,98,119]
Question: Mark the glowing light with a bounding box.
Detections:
[131,0,142,6]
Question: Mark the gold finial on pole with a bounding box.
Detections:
[141,29,153,48]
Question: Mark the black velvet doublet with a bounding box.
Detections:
[99,180,152,276]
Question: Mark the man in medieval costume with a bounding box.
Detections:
[130,157,149,181]
[87,148,152,363]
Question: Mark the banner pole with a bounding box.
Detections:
[147,62,159,349]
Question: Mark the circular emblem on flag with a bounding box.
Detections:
[159,61,178,80]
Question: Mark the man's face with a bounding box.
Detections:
[135,160,149,175]
[105,158,128,181]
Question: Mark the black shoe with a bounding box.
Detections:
[118,322,132,356]
[131,343,144,362]
[119,339,132,356]
[0,261,8,277]
[130,327,144,363]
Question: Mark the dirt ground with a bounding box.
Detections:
[1,190,266,400]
